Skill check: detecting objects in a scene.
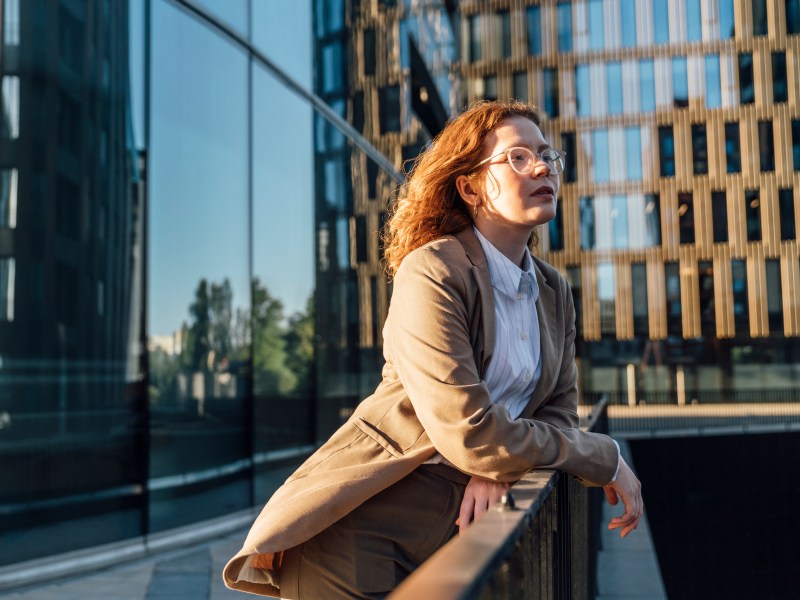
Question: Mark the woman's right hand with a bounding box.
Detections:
[603,456,643,538]
[456,475,512,534]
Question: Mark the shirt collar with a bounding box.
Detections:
[473,226,539,302]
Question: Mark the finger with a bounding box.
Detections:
[473,492,489,522]
[603,485,619,506]
[459,494,475,534]
[618,516,641,538]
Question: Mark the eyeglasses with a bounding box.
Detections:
[478,146,566,175]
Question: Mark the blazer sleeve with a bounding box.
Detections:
[386,245,617,487]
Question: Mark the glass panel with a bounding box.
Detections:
[149,0,250,531]
[658,126,675,177]
[692,124,708,175]
[608,62,623,114]
[549,199,564,251]
[639,59,656,112]
[794,120,800,170]
[580,196,595,250]
[253,2,313,81]
[597,262,616,337]
[712,191,729,242]
[705,54,721,108]
[589,0,605,49]
[0,168,17,228]
[698,261,715,337]
[558,1,573,51]
[194,0,248,35]
[499,10,511,59]
[766,260,783,333]
[0,257,14,320]
[725,122,741,173]
[2,0,19,45]
[321,40,345,94]
[513,71,528,102]
[665,262,682,337]
[625,127,642,181]
[483,75,498,101]
[527,6,541,56]
[779,189,796,240]
[672,56,688,107]
[752,0,768,36]
[561,131,577,183]
[687,0,702,41]
[621,0,637,47]
[364,29,376,75]
[788,0,800,34]
[593,129,609,182]
[576,64,591,117]
[645,193,661,246]
[758,120,774,172]
[313,0,345,37]
[469,14,483,62]
[379,85,401,132]
[612,194,628,248]
[732,259,749,334]
[544,67,559,117]
[678,193,695,244]
[745,190,762,241]
[739,53,755,104]
[1,76,19,139]
[720,0,735,38]
[631,263,648,337]
[567,266,582,336]
[772,52,788,103]
[653,0,669,44]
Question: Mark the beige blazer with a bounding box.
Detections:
[223,227,618,597]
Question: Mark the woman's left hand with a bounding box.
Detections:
[457,476,512,534]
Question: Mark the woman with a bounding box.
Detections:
[223,100,643,599]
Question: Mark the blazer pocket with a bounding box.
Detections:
[354,417,404,458]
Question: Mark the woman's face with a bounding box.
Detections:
[475,116,561,233]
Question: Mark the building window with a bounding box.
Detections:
[794,120,800,170]
[363,29,375,75]
[544,67,559,117]
[366,158,378,199]
[355,215,367,262]
[527,6,541,56]
[352,92,364,133]
[705,54,722,109]
[732,259,749,334]
[468,14,483,62]
[0,168,18,228]
[692,124,708,175]
[687,0,702,41]
[753,0,768,36]
[1,76,19,139]
[589,0,604,49]
[549,199,564,251]
[645,194,662,246]
[626,127,642,181]
[698,261,715,337]
[0,258,13,321]
[788,0,800,34]
[513,71,528,102]
[654,0,670,44]
[566,266,582,336]
[483,75,498,101]
[739,53,755,104]
[621,0,637,47]
[773,52,788,103]
[659,126,675,177]
[608,62,623,115]
[758,120,775,172]
[321,41,345,94]
[499,10,512,59]
[576,64,591,117]
[379,85,401,133]
[3,0,19,45]
[665,262,682,338]
[725,122,741,173]
[580,196,595,249]
[558,1,573,51]
[779,188,796,240]
[720,0,735,38]
[597,262,616,337]
[673,56,689,107]
[612,194,628,248]
[766,259,783,333]
[746,190,762,241]
[640,59,655,112]
[712,191,729,242]
[678,193,695,244]
[631,263,648,336]
[593,129,609,182]
[561,131,577,183]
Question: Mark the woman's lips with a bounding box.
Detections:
[531,185,555,197]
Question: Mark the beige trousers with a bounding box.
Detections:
[279,464,470,600]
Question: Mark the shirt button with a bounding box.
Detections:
[519,331,528,340]
[523,369,531,381]
[517,293,525,300]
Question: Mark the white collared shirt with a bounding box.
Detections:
[473,227,542,419]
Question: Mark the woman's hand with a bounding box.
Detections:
[457,475,512,534]
[603,456,643,538]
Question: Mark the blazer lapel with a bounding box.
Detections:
[521,261,560,419]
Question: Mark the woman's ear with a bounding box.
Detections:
[455,174,481,210]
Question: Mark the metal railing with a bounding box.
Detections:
[389,398,609,600]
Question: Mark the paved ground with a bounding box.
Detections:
[0,529,247,600]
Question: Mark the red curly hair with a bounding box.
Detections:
[382,100,542,278]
